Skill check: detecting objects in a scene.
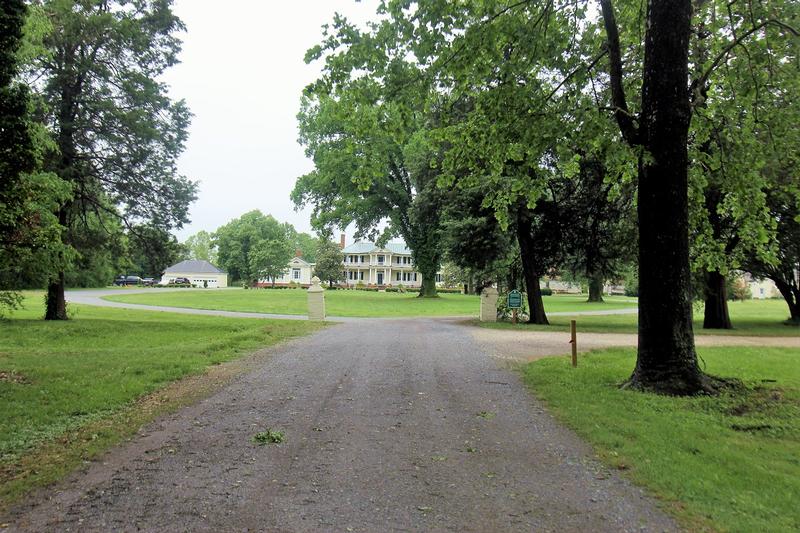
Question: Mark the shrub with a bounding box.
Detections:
[540,287,553,296]
[730,275,752,301]
[497,290,529,322]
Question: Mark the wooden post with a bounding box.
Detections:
[512,309,518,325]
[570,319,577,367]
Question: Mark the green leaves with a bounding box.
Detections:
[213,211,295,285]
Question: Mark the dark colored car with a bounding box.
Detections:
[113,275,142,286]
[169,277,191,285]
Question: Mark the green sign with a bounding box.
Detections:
[507,290,522,309]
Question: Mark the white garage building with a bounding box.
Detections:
[160,260,228,288]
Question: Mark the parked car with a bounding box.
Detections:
[113,275,142,286]
[141,277,156,286]
[169,277,191,285]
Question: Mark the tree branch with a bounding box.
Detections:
[690,19,800,101]
[542,49,607,105]
[598,0,639,145]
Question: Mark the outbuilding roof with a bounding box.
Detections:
[341,241,411,255]
[164,260,226,274]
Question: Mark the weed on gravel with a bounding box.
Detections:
[253,429,285,444]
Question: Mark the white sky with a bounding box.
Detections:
[163,1,378,241]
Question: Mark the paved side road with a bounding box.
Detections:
[6,319,676,532]
[65,288,639,321]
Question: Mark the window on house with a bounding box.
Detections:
[414,273,417,281]
[359,271,364,280]
[396,272,401,281]
[292,268,301,280]
[377,255,384,264]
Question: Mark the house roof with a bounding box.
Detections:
[164,260,226,274]
[288,257,314,267]
[342,241,411,255]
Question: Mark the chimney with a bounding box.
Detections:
[339,234,346,249]
[295,249,302,257]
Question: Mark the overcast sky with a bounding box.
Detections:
[162,1,378,241]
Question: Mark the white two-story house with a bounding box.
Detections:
[257,237,443,288]
[341,240,443,288]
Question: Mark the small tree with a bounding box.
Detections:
[249,239,294,288]
[313,238,344,288]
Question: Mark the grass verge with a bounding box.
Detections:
[0,293,324,511]
[484,298,798,336]
[102,289,637,317]
[520,347,800,532]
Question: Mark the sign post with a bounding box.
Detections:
[507,290,522,325]
[570,319,577,367]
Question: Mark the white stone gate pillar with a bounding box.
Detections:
[480,286,499,322]
[307,276,326,321]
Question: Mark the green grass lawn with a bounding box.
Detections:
[521,347,800,532]
[483,298,799,336]
[0,293,323,508]
[103,288,638,318]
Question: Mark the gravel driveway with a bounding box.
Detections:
[471,326,800,362]
[5,319,677,532]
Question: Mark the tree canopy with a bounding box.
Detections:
[297,0,799,393]
[24,0,196,319]
[213,210,295,286]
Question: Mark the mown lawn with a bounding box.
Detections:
[103,288,638,317]
[484,298,799,336]
[521,347,800,532]
[0,293,323,508]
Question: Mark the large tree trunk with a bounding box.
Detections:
[773,277,800,325]
[45,60,80,321]
[703,270,732,329]
[44,207,69,320]
[626,0,708,394]
[45,271,68,320]
[417,270,438,298]
[526,278,549,324]
[410,235,440,298]
[516,211,548,324]
[588,274,604,302]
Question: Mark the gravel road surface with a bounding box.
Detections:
[6,319,677,532]
[471,326,800,362]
